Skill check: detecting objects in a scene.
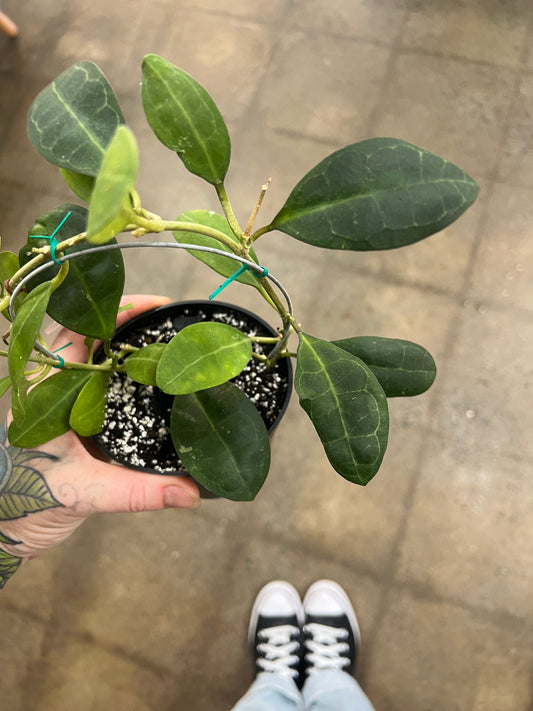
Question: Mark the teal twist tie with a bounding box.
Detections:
[30,211,72,265]
[209,263,268,301]
[51,341,72,369]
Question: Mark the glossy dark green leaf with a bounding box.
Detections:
[331,336,436,397]
[8,370,92,447]
[21,204,125,339]
[295,334,389,485]
[60,168,95,201]
[157,322,252,395]
[51,238,124,339]
[27,61,125,177]
[170,382,270,500]
[87,126,138,244]
[141,54,231,184]
[8,282,53,421]
[174,210,260,287]
[69,371,109,436]
[271,138,479,251]
[125,343,167,385]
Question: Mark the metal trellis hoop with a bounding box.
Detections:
[8,240,294,365]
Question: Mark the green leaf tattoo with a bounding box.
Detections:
[0,545,22,590]
[0,422,61,519]
[0,422,62,588]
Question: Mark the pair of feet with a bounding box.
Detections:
[248,580,361,690]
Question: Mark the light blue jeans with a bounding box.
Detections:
[231,670,375,711]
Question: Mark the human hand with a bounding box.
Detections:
[0,295,200,588]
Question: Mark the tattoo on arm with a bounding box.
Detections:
[0,423,62,589]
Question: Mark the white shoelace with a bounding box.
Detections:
[304,622,350,675]
[256,624,301,680]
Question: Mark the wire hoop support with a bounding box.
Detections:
[9,240,294,365]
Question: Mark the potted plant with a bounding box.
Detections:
[0,55,479,501]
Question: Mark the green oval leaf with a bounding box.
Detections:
[331,336,436,397]
[87,125,138,244]
[170,382,270,500]
[60,168,95,202]
[27,61,125,177]
[20,204,125,340]
[8,281,53,421]
[124,343,167,385]
[174,210,260,287]
[0,376,11,399]
[0,251,22,322]
[8,370,92,447]
[51,237,124,339]
[141,54,231,185]
[272,138,479,251]
[69,371,109,436]
[157,322,252,395]
[0,251,19,297]
[295,334,389,485]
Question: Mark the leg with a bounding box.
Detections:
[301,581,376,711]
[303,670,375,711]
[231,674,304,711]
[230,581,306,711]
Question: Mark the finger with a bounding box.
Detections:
[70,459,201,513]
[115,294,172,329]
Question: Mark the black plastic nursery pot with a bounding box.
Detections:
[91,300,293,498]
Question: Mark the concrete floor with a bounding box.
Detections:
[1,0,533,709]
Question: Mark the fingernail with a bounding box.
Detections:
[163,485,200,510]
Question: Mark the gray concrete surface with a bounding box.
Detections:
[1,1,533,709]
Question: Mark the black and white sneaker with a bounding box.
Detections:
[302,580,361,679]
[248,581,305,685]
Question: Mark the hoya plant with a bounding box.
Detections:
[0,56,479,500]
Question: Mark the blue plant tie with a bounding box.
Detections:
[30,211,72,265]
[209,263,268,301]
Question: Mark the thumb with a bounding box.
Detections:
[76,461,201,513]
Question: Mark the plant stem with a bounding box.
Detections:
[258,277,295,328]
[215,182,243,240]
[249,336,280,344]
[0,350,116,371]
[7,232,87,291]
[250,223,273,243]
[27,364,52,385]
[131,213,243,254]
[243,179,271,244]
[86,338,95,365]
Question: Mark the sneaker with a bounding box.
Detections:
[248,581,305,684]
[302,580,361,678]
